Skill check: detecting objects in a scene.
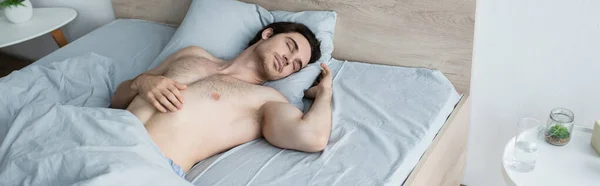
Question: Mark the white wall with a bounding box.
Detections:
[0,0,115,60]
[465,0,600,185]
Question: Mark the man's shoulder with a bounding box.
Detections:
[258,86,288,103]
[178,46,224,63]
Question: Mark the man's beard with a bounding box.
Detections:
[255,51,272,82]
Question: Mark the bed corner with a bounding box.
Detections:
[404,95,470,186]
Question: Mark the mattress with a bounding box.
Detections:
[2,19,461,185]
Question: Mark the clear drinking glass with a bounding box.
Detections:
[511,118,541,172]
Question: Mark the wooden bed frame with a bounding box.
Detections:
[112,0,474,185]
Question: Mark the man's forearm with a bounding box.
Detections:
[301,89,332,138]
[262,63,334,152]
[110,79,137,109]
[260,88,332,152]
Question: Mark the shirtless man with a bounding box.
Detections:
[110,22,332,178]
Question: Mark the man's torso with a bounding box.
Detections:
[126,54,285,171]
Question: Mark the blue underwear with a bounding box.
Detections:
[167,158,186,178]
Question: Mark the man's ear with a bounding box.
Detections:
[261,28,273,40]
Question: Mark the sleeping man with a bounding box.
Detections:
[110,22,332,178]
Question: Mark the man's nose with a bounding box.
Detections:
[284,53,298,65]
[283,55,290,65]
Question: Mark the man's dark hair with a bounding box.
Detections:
[248,22,321,64]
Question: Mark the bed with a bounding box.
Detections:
[113,0,474,185]
[0,0,474,185]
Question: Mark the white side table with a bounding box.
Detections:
[502,126,600,186]
[0,8,77,48]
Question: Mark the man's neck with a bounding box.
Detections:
[220,47,266,85]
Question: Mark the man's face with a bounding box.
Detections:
[254,29,312,81]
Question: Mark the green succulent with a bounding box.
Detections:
[548,124,570,139]
[0,0,26,8]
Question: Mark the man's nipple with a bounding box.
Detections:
[210,92,220,101]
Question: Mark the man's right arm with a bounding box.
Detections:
[110,73,187,112]
[110,78,138,109]
[260,63,333,152]
[110,46,205,111]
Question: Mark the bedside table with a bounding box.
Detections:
[0,8,77,48]
[501,125,600,186]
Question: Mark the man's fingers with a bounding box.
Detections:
[318,64,332,84]
[320,63,331,74]
[320,63,327,68]
[145,94,166,113]
[163,90,182,109]
[168,86,184,104]
[151,100,167,113]
[320,64,332,83]
[173,81,187,90]
[158,96,178,112]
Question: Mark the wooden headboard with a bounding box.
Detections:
[112,0,475,93]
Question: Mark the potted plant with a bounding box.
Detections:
[545,124,571,146]
[1,0,33,24]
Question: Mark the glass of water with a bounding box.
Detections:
[511,118,541,172]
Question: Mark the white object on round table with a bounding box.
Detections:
[3,0,33,24]
[0,7,77,48]
[502,125,600,186]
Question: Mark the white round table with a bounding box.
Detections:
[502,125,600,186]
[0,8,77,48]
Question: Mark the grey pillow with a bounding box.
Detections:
[147,0,337,111]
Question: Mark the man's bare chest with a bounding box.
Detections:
[163,56,218,84]
[160,55,285,106]
[163,57,268,101]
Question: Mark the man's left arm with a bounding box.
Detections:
[261,63,333,152]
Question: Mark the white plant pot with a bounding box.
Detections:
[3,0,33,24]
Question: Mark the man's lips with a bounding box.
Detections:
[275,54,283,72]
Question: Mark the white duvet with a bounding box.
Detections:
[0,53,115,142]
[0,53,191,186]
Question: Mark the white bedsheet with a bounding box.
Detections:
[185,59,461,185]
[0,54,192,186]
